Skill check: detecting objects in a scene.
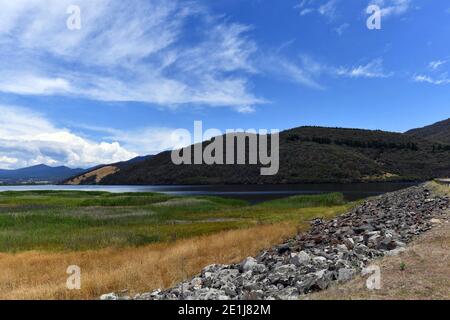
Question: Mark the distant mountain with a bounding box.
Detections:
[66,124,450,185]
[406,118,450,144]
[65,155,153,185]
[0,164,85,184]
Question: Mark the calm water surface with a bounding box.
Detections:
[0,182,418,203]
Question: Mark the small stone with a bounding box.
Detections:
[191,277,202,290]
[385,247,406,256]
[394,240,406,248]
[222,283,237,297]
[337,268,355,282]
[344,237,355,249]
[353,224,374,234]
[314,270,333,290]
[241,257,257,271]
[290,251,311,266]
[241,257,266,273]
[276,287,299,300]
[150,289,161,297]
[277,244,291,254]
[100,293,119,300]
[310,218,324,226]
[312,256,327,264]
[378,238,397,251]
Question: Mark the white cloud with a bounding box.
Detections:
[369,0,412,18]
[0,105,137,169]
[295,0,339,19]
[334,23,349,36]
[80,125,190,156]
[299,8,314,16]
[413,59,450,85]
[0,156,19,168]
[318,0,339,19]
[428,60,447,71]
[413,75,450,85]
[261,55,324,90]
[294,0,314,11]
[0,73,71,95]
[335,59,392,78]
[260,55,392,90]
[107,128,183,155]
[234,105,256,114]
[0,0,264,111]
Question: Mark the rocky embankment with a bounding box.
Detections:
[101,184,449,300]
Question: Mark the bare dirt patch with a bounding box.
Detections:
[66,166,119,185]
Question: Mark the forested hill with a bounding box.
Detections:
[67,125,450,185]
[406,118,450,144]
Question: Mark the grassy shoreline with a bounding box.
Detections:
[0,191,355,299]
[0,191,349,252]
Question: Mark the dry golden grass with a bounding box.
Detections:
[0,222,299,300]
[66,165,119,185]
[428,180,450,197]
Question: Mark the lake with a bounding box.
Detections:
[0,182,418,203]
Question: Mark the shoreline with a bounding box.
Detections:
[104,182,449,300]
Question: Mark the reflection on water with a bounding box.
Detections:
[0,182,418,203]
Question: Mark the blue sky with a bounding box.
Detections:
[0,0,449,169]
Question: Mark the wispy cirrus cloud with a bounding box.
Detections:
[261,55,325,90]
[369,0,413,18]
[334,23,350,36]
[294,0,315,16]
[0,73,72,95]
[335,59,392,79]
[413,58,450,86]
[295,0,339,20]
[263,55,392,90]
[413,75,450,85]
[428,60,447,71]
[318,0,339,19]
[0,0,264,112]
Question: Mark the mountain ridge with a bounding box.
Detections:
[0,155,154,184]
[66,119,450,185]
[405,118,450,144]
[0,164,85,184]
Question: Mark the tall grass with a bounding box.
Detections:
[0,191,351,252]
[257,192,345,208]
[0,223,299,300]
[0,190,355,299]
